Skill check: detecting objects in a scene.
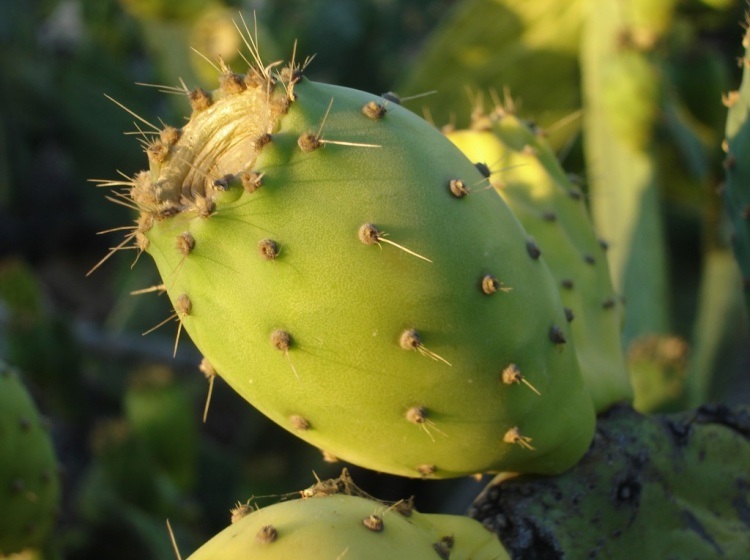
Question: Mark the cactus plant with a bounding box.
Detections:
[98,25,597,479]
[0,362,60,556]
[580,0,675,348]
[723,13,750,319]
[470,403,750,559]
[396,0,584,149]
[445,108,633,413]
[186,470,509,560]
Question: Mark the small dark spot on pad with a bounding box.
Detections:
[475,162,491,178]
[614,477,641,506]
[526,240,542,260]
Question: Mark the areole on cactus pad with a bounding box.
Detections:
[102,26,596,478]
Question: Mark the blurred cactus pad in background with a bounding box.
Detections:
[1,0,749,558]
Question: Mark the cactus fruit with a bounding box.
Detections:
[445,108,633,413]
[470,403,750,559]
[0,362,60,556]
[186,470,510,560]
[101,28,596,478]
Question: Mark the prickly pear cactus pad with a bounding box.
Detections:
[445,109,632,413]
[470,403,750,559]
[0,363,60,555]
[186,471,510,560]
[104,32,596,478]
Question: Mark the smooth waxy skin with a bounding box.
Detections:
[447,113,633,413]
[0,363,60,555]
[187,492,509,560]
[132,59,595,478]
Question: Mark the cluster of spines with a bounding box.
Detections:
[89,25,305,274]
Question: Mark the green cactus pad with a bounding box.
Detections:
[581,0,671,346]
[446,110,633,413]
[0,363,60,555]
[186,471,509,560]
[123,365,198,491]
[470,403,750,559]
[111,40,596,478]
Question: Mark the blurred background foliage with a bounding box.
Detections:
[0,0,748,558]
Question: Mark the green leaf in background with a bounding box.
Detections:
[686,248,748,407]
